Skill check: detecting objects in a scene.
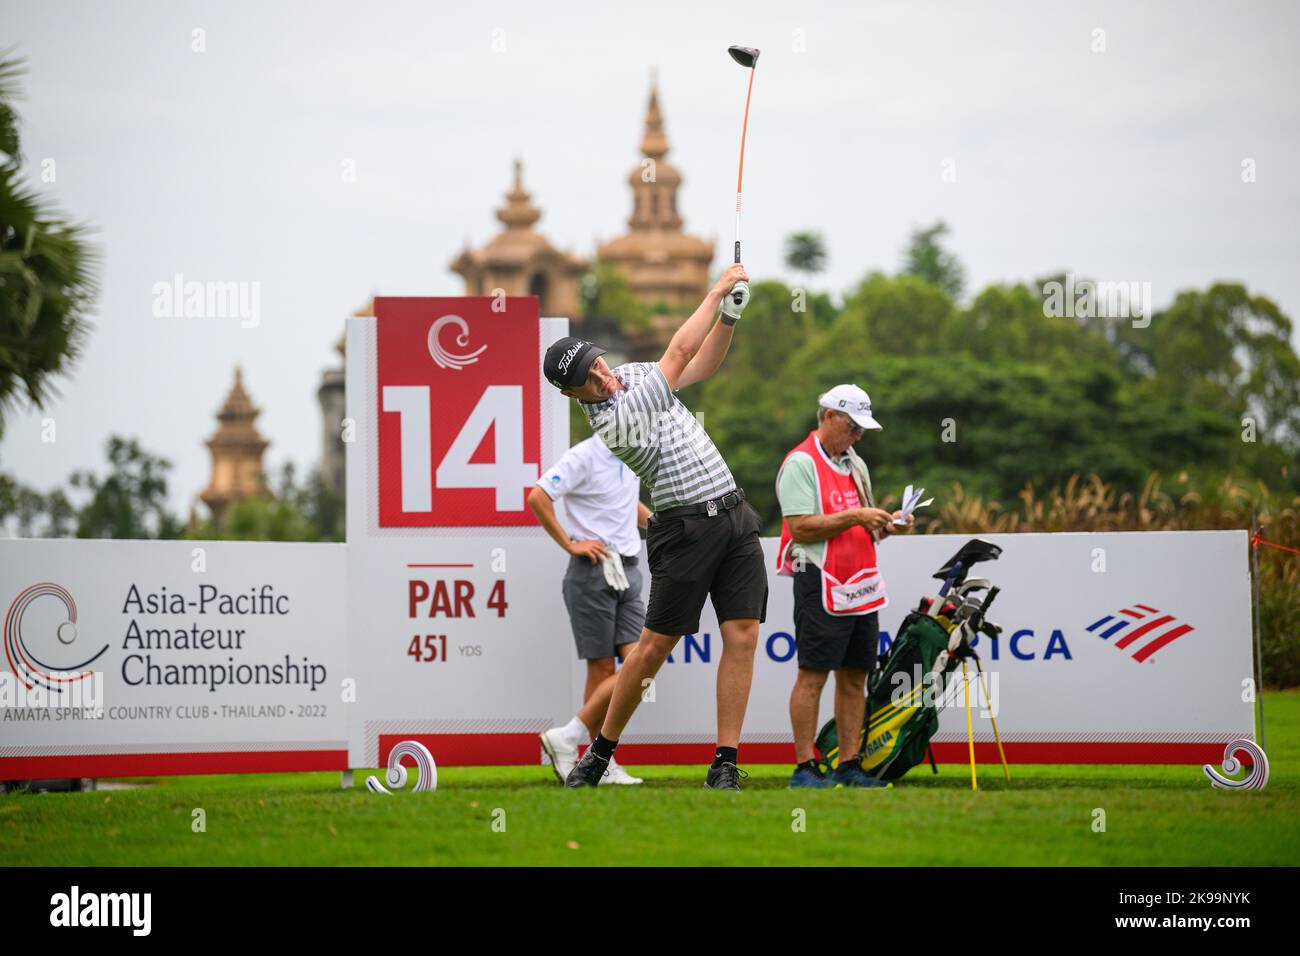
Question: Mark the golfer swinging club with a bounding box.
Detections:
[542,263,764,790]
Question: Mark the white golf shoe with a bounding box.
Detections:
[599,757,643,785]
[539,727,579,783]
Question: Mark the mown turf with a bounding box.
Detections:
[3,692,1297,866]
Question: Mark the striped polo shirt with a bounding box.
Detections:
[580,361,735,510]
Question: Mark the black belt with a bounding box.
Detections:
[569,552,638,566]
[655,488,745,520]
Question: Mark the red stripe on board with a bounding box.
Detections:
[0,749,347,781]
[378,733,539,767]
[1120,608,1144,618]
[1114,614,1174,650]
[1131,624,1193,663]
[377,734,1240,767]
[1135,604,1160,614]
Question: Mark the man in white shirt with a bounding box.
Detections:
[529,435,652,786]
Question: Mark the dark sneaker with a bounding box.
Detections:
[832,758,892,789]
[565,748,608,788]
[704,762,749,791]
[789,765,834,789]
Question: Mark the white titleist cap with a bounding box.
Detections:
[818,383,882,430]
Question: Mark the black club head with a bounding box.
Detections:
[728,45,760,69]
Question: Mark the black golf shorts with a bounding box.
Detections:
[791,563,880,672]
[643,502,768,636]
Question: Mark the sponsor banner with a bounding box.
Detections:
[0,539,348,779]
[605,531,1255,766]
[347,526,1254,769]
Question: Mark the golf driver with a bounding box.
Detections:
[724,44,759,318]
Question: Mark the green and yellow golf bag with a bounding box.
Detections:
[815,538,1005,782]
[815,610,956,780]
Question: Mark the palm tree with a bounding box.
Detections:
[784,231,827,278]
[0,53,98,437]
[902,221,964,301]
[784,231,827,332]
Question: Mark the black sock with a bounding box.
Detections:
[796,759,822,776]
[712,746,738,768]
[591,734,617,761]
[838,753,861,769]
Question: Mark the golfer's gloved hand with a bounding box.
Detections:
[721,280,751,321]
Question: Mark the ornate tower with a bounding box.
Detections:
[449,160,587,317]
[200,367,270,526]
[317,299,372,503]
[597,78,715,343]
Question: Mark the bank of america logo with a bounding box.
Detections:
[1086,604,1193,663]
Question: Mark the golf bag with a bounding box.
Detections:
[815,538,1004,781]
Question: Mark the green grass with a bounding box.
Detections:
[4,691,1298,866]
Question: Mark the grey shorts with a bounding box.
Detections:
[562,554,646,660]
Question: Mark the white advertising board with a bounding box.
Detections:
[0,539,349,778]
[605,531,1255,765]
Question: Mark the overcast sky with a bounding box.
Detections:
[3,0,1298,518]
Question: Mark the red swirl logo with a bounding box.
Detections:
[4,583,107,691]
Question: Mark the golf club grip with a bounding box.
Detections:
[978,585,1001,615]
[734,240,741,264]
[938,560,963,597]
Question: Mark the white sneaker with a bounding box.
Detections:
[539,728,579,783]
[599,756,643,785]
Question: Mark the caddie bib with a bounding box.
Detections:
[776,432,887,616]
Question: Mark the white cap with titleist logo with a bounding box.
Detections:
[818,383,882,430]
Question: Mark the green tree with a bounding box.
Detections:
[961,281,1118,367]
[691,266,1277,530]
[783,232,831,334]
[1122,284,1300,450]
[580,262,650,339]
[784,231,827,278]
[901,221,964,300]
[0,471,74,536]
[794,271,956,365]
[186,462,344,542]
[0,54,98,437]
[69,436,183,539]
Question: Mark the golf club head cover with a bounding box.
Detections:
[721,280,751,322]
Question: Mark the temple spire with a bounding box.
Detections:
[200,367,270,526]
[639,78,670,160]
[496,158,541,229]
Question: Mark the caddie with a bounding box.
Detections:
[775,384,913,789]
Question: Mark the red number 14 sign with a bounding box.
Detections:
[375,297,542,527]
